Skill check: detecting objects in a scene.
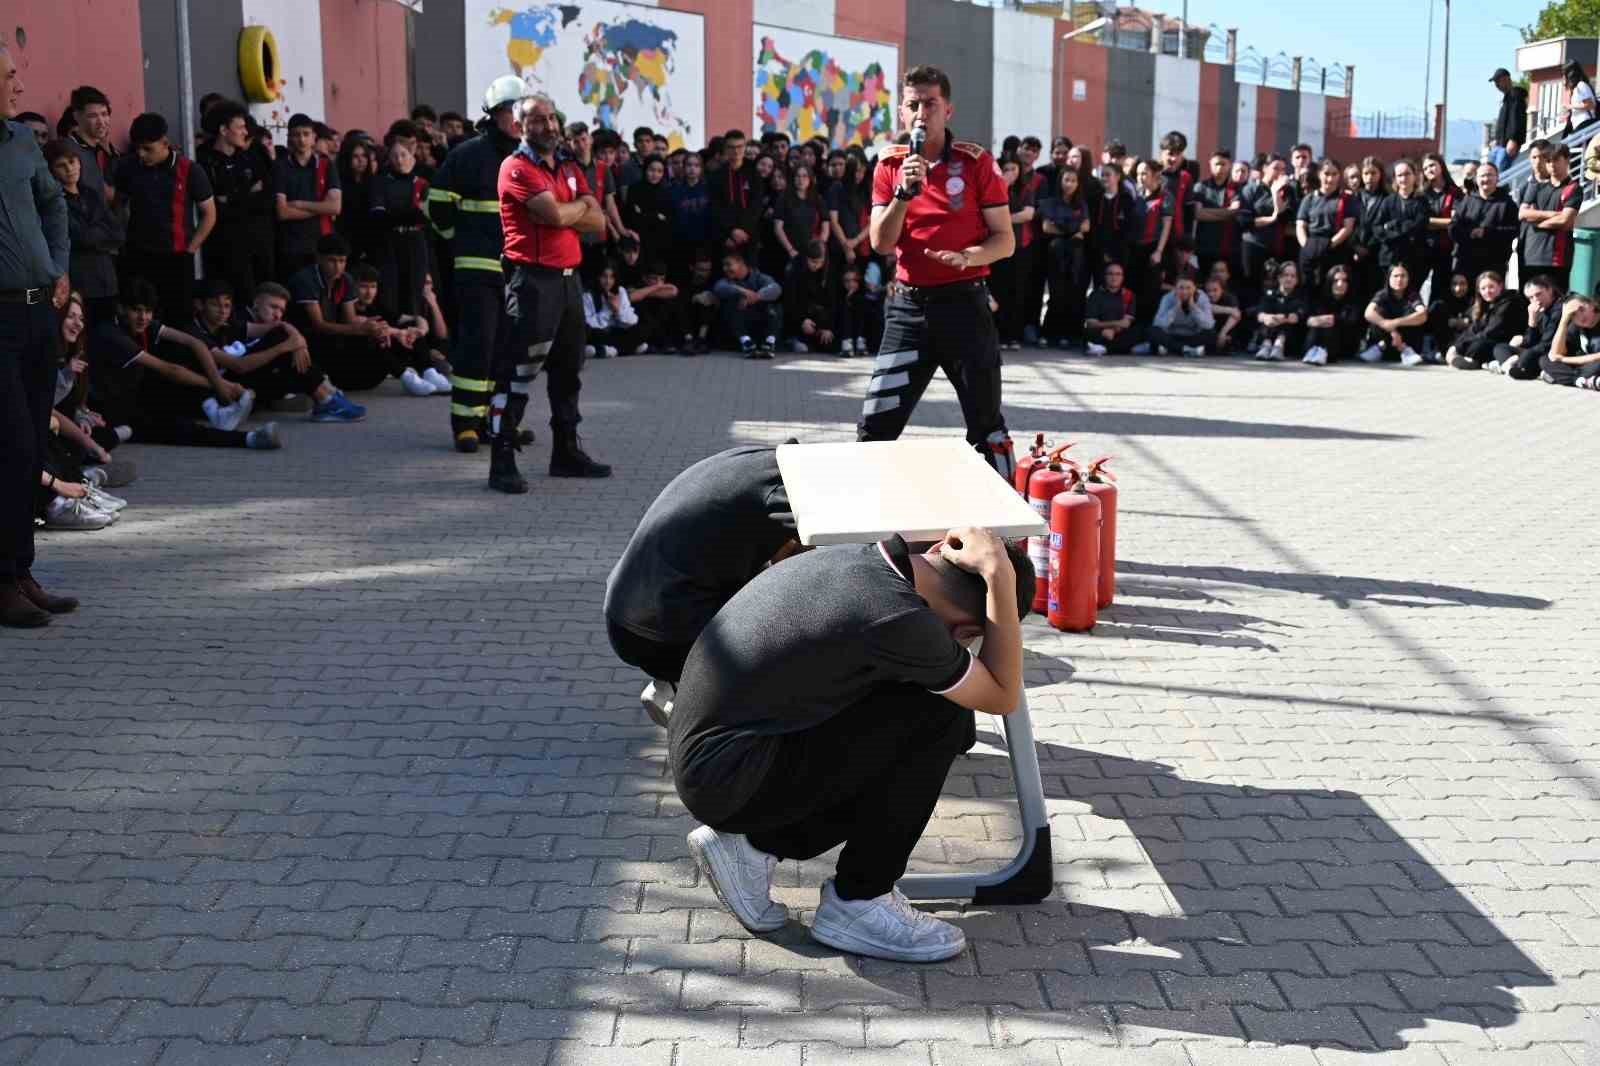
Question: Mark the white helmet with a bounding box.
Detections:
[483,75,525,114]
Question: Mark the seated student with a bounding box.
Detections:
[1083,261,1140,356]
[1302,265,1367,365]
[672,526,1033,961]
[1146,273,1217,357]
[348,264,446,394]
[604,444,798,722]
[191,279,365,422]
[1359,263,1429,366]
[1426,273,1472,360]
[623,252,685,355]
[783,241,837,353]
[714,252,782,359]
[678,251,719,355]
[287,234,391,392]
[1204,276,1243,353]
[835,266,878,356]
[582,261,646,358]
[1252,260,1308,361]
[1446,272,1526,370]
[1541,296,1600,387]
[88,280,280,450]
[1490,275,1562,379]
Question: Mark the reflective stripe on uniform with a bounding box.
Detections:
[863,396,901,415]
[450,402,489,417]
[458,198,499,212]
[523,340,554,360]
[455,255,502,273]
[426,188,462,203]
[870,371,911,393]
[449,374,493,392]
[874,349,920,371]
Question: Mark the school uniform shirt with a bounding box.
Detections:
[1192,178,1251,261]
[668,179,712,247]
[603,445,795,644]
[1036,195,1088,238]
[287,263,356,326]
[826,181,870,244]
[1161,164,1196,238]
[272,150,341,261]
[1423,181,1463,260]
[1085,286,1136,325]
[1356,187,1387,252]
[711,160,764,245]
[1241,180,1292,256]
[668,534,972,825]
[1560,321,1600,359]
[1135,186,1175,249]
[1297,190,1360,241]
[111,150,214,255]
[1258,288,1308,325]
[1369,288,1425,330]
[88,315,162,421]
[1312,292,1365,334]
[871,134,1008,287]
[1007,178,1036,250]
[1519,178,1582,269]
[1448,188,1519,271]
[200,142,274,236]
[1369,192,1431,268]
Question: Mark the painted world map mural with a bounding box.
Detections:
[753,25,897,149]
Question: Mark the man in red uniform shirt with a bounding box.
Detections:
[859,65,1017,479]
[491,93,611,494]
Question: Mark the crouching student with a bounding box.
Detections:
[678,251,719,355]
[582,261,645,358]
[191,279,366,422]
[1446,272,1526,370]
[1252,261,1307,361]
[835,267,878,355]
[88,280,280,450]
[348,265,448,395]
[715,253,782,358]
[625,258,686,354]
[1302,265,1367,365]
[672,526,1033,961]
[1083,262,1140,356]
[784,241,837,353]
[1205,276,1243,354]
[604,444,799,724]
[287,234,391,391]
[1427,273,1472,361]
[1359,263,1428,366]
[1147,273,1216,357]
[1542,296,1600,387]
[1491,275,1562,379]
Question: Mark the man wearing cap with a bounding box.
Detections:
[0,44,77,626]
[1491,68,1529,173]
[857,65,1018,481]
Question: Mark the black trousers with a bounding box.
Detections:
[635,298,686,349]
[1043,238,1087,343]
[125,377,248,448]
[0,298,57,579]
[1148,324,1220,353]
[1022,238,1049,336]
[313,335,390,392]
[120,250,195,327]
[1496,342,1547,380]
[1308,319,1365,361]
[1298,238,1350,294]
[718,686,976,901]
[203,220,275,306]
[858,282,1010,476]
[716,298,779,346]
[988,252,1023,345]
[605,618,693,685]
[1127,243,1164,326]
[497,263,587,436]
[451,277,507,434]
[233,330,327,403]
[1089,325,1142,353]
[1540,353,1600,386]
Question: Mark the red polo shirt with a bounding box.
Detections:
[873,134,1008,287]
[499,147,592,269]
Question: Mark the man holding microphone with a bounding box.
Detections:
[858,66,1018,480]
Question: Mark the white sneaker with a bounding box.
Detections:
[855,337,867,354]
[1181,344,1205,358]
[640,679,674,728]
[1358,344,1383,363]
[1302,346,1328,366]
[790,339,810,353]
[584,344,596,357]
[44,496,114,530]
[1085,342,1107,357]
[422,367,452,393]
[809,879,966,962]
[400,367,435,396]
[840,338,855,355]
[203,389,254,431]
[85,486,127,513]
[686,826,787,933]
[1399,347,1424,367]
[634,343,649,355]
[601,345,619,358]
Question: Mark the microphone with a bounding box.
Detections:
[907,126,926,195]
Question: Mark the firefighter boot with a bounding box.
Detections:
[477,418,534,448]
[488,435,529,494]
[550,429,612,478]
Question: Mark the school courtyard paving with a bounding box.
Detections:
[3,346,1598,1065]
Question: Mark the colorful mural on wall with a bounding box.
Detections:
[752,24,896,148]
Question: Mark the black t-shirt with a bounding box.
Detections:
[288,264,355,328]
[1297,190,1359,240]
[111,152,214,254]
[273,151,342,258]
[1372,288,1424,322]
[604,446,795,644]
[668,535,972,824]
[88,316,164,419]
[1520,179,1581,268]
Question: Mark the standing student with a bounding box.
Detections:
[1541,296,1600,386]
[1158,131,1195,246]
[1129,158,1174,326]
[1369,159,1430,297]
[1359,263,1428,366]
[1446,272,1526,370]
[1083,261,1140,356]
[1449,162,1518,285]
[335,136,378,265]
[1192,150,1249,284]
[1420,153,1462,303]
[1240,154,1295,308]
[1302,265,1366,365]
[66,85,119,205]
[1352,156,1388,302]
[1037,164,1090,348]
[623,155,673,261]
[826,149,873,284]
[273,113,342,277]
[990,155,1032,351]
[1518,143,1581,295]
[110,113,216,327]
[44,139,122,327]
[1094,161,1138,274]
[1490,275,1562,379]
[772,163,825,267]
[856,65,1018,480]
[1252,261,1307,361]
[369,138,431,318]
[711,128,764,262]
[200,100,276,305]
[1295,160,1359,292]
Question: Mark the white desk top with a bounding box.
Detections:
[776,439,1049,546]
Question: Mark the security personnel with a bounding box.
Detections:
[427,75,523,453]
[491,92,611,494]
[858,65,1017,480]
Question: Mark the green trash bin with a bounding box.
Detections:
[1572,227,1599,298]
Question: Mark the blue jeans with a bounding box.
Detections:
[1491,145,1519,171]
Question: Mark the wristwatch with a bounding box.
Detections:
[893,186,915,203]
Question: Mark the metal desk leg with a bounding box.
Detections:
[897,689,1053,904]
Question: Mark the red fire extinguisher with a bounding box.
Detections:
[1048,469,1101,632]
[1013,433,1052,495]
[1021,445,1075,613]
[1083,456,1117,609]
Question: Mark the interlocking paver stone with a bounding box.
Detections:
[4,349,1597,1061]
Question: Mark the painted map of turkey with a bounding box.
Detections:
[488,4,692,148]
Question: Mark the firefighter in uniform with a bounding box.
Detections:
[858,65,1018,480]
[427,76,523,453]
[490,93,611,494]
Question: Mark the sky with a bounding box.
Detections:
[1175,0,1545,124]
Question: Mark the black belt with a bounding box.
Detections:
[504,260,576,277]
[888,278,985,302]
[0,287,48,305]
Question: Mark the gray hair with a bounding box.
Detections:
[513,94,557,122]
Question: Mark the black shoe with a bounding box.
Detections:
[517,427,536,446]
[488,437,530,494]
[0,581,51,628]
[550,433,612,478]
[740,337,757,358]
[454,429,481,453]
[19,572,77,614]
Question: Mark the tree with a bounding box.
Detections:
[1523,0,1600,42]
